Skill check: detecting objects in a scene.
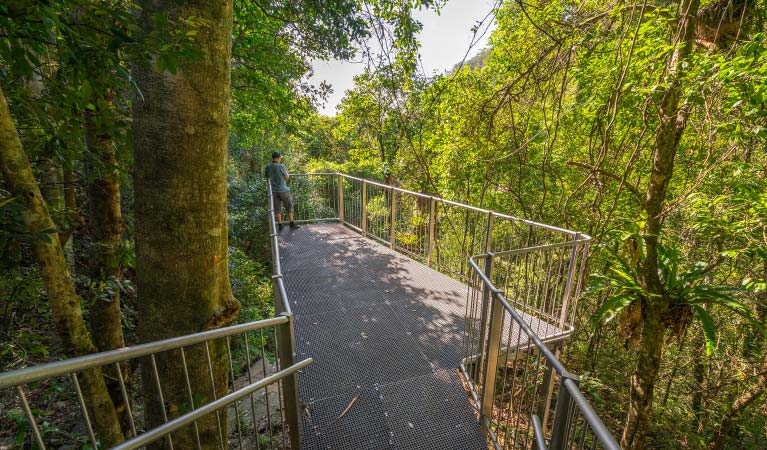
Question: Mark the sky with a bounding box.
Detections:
[309,0,498,117]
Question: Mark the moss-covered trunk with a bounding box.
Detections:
[621,0,700,448]
[133,1,239,448]
[0,87,124,446]
[84,98,130,430]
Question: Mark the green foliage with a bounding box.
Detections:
[589,243,751,356]
[229,247,273,324]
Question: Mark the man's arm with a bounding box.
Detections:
[281,164,289,182]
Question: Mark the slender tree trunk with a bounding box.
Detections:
[133,1,239,448]
[621,1,701,448]
[0,87,124,447]
[84,98,130,430]
[85,100,125,354]
[62,166,76,269]
[40,159,64,214]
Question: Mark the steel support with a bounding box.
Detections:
[427,197,436,266]
[361,180,367,237]
[480,262,504,422]
[475,253,494,388]
[537,342,563,433]
[389,187,396,249]
[484,211,494,253]
[277,314,302,450]
[337,174,344,223]
[549,376,577,450]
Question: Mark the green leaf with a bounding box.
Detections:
[591,294,635,331]
[692,305,716,356]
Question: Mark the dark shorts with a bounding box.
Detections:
[273,191,293,213]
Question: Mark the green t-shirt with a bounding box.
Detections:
[264,162,290,192]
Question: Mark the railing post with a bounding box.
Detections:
[277,312,302,450]
[389,187,396,249]
[337,174,344,223]
[484,211,494,253]
[480,255,504,423]
[427,196,436,266]
[549,376,578,450]
[361,180,367,237]
[537,342,563,434]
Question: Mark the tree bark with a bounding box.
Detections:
[62,166,76,269]
[621,1,701,448]
[0,87,124,447]
[133,1,239,448]
[84,97,130,430]
[85,99,125,354]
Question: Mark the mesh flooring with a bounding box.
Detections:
[379,370,486,450]
[301,388,392,450]
[283,223,546,449]
[295,303,433,402]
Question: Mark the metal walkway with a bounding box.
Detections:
[281,223,486,450]
[0,173,621,450]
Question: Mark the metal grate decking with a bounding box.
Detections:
[282,223,566,450]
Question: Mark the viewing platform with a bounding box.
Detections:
[0,173,619,450]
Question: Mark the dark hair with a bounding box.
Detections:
[272,151,281,159]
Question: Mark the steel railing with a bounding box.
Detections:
[0,188,308,450]
[277,172,619,450]
[0,315,310,449]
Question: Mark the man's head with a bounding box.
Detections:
[272,151,282,162]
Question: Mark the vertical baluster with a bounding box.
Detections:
[203,342,226,450]
[180,347,203,450]
[114,362,138,438]
[337,174,344,223]
[244,333,261,450]
[260,329,275,446]
[150,353,174,450]
[389,187,396,249]
[16,386,46,450]
[427,197,436,266]
[70,373,99,449]
[361,180,367,237]
[226,337,245,450]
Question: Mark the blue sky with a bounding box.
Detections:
[309,0,498,116]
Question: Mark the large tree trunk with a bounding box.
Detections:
[0,87,124,447]
[84,97,130,430]
[133,1,239,448]
[621,0,701,448]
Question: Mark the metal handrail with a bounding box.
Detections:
[267,181,292,316]
[111,357,313,450]
[468,252,620,450]
[0,316,289,390]
[468,255,573,378]
[332,173,589,238]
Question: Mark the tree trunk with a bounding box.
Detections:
[621,0,701,448]
[85,100,125,354]
[621,305,667,450]
[62,166,76,269]
[133,1,239,448]
[84,98,130,430]
[0,87,124,447]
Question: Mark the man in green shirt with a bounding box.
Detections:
[264,151,300,231]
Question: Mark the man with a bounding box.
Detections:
[264,151,300,231]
